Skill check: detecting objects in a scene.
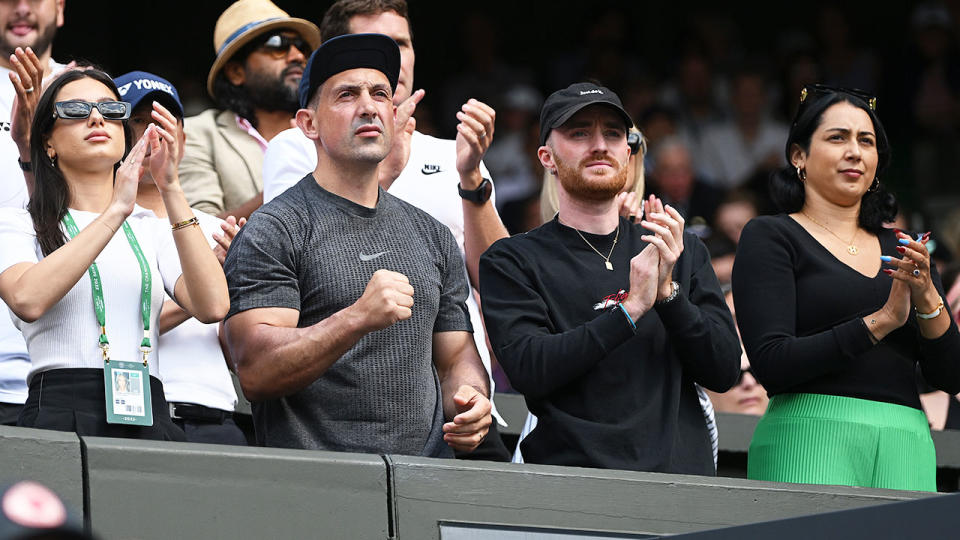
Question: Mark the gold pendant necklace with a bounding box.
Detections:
[570,223,620,271]
[801,211,860,255]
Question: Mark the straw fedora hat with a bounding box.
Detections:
[207,0,321,98]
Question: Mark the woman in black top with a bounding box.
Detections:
[732,85,960,491]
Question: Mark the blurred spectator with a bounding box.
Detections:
[179,0,320,219]
[704,290,769,416]
[484,84,542,214]
[660,51,727,165]
[698,66,788,189]
[0,0,65,427]
[816,5,880,92]
[707,190,760,285]
[648,136,725,236]
[439,10,533,137]
[903,2,960,199]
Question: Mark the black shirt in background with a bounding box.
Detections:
[479,217,740,474]
[732,214,960,410]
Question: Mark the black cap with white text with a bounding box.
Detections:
[539,82,633,146]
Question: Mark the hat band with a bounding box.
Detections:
[217,17,282,56]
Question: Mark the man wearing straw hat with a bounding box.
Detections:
[180,0,321,220]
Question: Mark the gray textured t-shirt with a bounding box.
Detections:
[224,175,472,456]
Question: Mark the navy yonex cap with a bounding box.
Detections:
[114,71,184,119]
[539,82,634,146]
[298,33,401,108]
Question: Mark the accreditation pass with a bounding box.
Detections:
[103,360,153,426]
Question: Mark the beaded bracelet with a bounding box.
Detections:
[171,216,199,232]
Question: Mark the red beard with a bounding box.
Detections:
[555,151,628,202]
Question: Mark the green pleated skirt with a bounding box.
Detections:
[747,393,936,492]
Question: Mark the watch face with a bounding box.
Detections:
[480,179,493,202]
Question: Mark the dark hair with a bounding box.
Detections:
[769,90,896,233]
[320,0,412,42]
[29,68,133,256]
[213,34,263,126]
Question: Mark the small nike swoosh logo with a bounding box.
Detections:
[359,251,389,262]
[421,164,442,175]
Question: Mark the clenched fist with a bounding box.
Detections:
[353,269,415,332]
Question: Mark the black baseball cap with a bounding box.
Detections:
[298,33,401,108]
[539,82,634,146]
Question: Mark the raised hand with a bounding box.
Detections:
[352,269,415,332]
[620,243,660,321]
[144,102,181,191]
[9,47,43,153]
[883,231,939,303]
[617,190,642,224]
[379,88,424,185]
[641,194,685,300]
[110,133,150,217]
[455,98,495,177]
[441,385,492,452]
[213,216,246,266]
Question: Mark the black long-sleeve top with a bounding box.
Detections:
[479,217,741,474]
[732,215,960,410]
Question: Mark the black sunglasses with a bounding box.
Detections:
[736,367,754,385]
[257,33,312,59]
[53,100,131,121]
[799,84,877,112]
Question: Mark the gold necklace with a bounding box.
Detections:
[570,223,620,271]
[801,211,860,255]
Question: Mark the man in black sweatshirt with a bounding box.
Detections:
[479,82,741,474]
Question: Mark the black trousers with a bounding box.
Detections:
[19,368,186,441]
[0,401,23,426]
[169,402,248,446]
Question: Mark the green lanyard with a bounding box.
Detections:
[61,212,153,365]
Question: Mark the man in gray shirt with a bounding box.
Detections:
[223,33,492,456]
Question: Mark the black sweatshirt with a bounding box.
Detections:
[479,217,741,474]
[732,215,960,410]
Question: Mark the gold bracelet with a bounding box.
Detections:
[916,298,945,320]
[171,216,199,231]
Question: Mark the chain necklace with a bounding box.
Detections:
[801,211,860,255]
[570,222,620,271]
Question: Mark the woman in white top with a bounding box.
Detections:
[0,68,229,440]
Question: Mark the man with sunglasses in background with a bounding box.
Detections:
[179,0,321,220]
[0,0,65,426]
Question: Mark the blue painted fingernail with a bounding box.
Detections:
[898,238,910,245]
[880,255,893,262]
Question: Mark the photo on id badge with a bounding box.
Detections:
[113,369,143,414]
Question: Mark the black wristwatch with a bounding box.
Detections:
[458,177,493,204]
[17,157,31,172]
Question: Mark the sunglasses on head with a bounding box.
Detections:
[799,84,878,111]
[53,100,131,121]
[257,33,312,59]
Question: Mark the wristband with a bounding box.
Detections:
[916,298,944,320]
[17,158,30,172]
[617,303,636,330]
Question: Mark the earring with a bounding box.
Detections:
[795,166,806,181]
[49,154,56,166]
[868,177,880,192]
